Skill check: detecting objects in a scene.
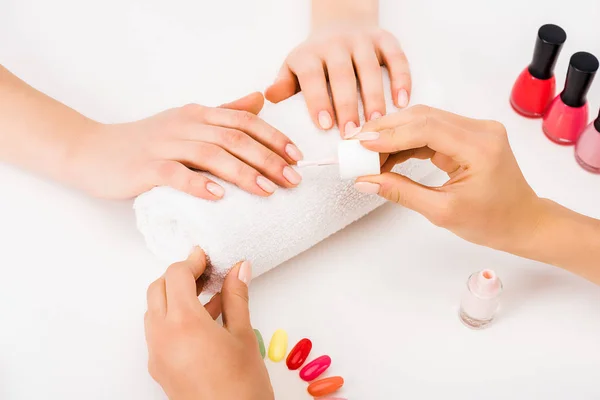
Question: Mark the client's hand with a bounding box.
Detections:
[69,92,303,200]
[145,248,273,400]
[265,22,410,138]
[354,105,542,253]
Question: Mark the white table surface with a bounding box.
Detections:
[1,1,600,399]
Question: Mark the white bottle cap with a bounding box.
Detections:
[337,140,381,179]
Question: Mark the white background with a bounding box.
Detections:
[1,0,600,399]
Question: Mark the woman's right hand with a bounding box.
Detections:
[353,105,543,254]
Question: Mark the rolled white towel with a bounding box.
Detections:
[134,74,438,293]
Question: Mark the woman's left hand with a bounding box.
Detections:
[265,25,411,138]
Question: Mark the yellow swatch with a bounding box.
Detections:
[268,329,288,362]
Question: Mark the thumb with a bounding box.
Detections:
[264,66,298,104]
[355,172,445,219]
[221,260,253,338]
[219,92,265,115]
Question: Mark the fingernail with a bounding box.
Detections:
[283,166,302,185]
[397,89,409,108]
[285,143,304,162]
[238,260,252,286]
[370,111,382,120]
[354,182,380,194]
[206,182,225,198]
[256,176,277,193]
[343,121,358,138]
[353,131,379,141]
[318,111,333,130]
[187,246,204,260]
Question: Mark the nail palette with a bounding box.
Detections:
[256,328,346,399]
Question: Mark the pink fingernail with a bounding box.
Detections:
[238,260,252,286]
[370,111,382,120]
[285,143,304,162]
[343,121,358,138]
[256,176,277,193]
[283,166,302,185]
[354,182,380,194]
[318,111,333,130]
[206,182,225,198]
[397,89,409,108]
[353,131,379,141]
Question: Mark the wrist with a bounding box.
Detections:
[61,120,106,192]
[311,0,378,32]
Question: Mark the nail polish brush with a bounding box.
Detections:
[297,140,381,179]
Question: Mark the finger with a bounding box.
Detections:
[355,172,446,219]
[352,39,385,121]
[187,126,301,188]
[289,57,335,131]
[198,107,303,165]
[164,247,210,314]
[381,147,460,176]
[359,111,476,162]
[221,260,253,339]
[204,293,222,320]
[149,160,225,200]
[377,32,411,108]
[381,147,434,172]
[173,142,279,196]
[146,277,167,317]
[361,105,487,134]
[325,49,359,137]
[264,64,299,104]
[219,92,265,115]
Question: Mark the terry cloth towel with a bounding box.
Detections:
[134,74,437,293]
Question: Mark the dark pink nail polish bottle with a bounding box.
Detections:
[542,52,599,145]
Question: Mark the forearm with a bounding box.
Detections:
[311,0,378,31]
[0,65,98,184]
[514,199,600,285]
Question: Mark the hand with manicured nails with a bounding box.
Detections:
[69,92,303,200]
[265,3,411,138]
[145,248,273,400]
[353,105,542,253]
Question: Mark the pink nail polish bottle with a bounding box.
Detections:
[459,270,503,330]
[542,52,599,145]
[575,108,600,173]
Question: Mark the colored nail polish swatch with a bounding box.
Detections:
[307,376,344,397]
[510,24,566,118]
[254,329,266,359]
[286,338,312,370]
[543,52,599,144]
[575,107,600,173]
[300,355,331,381]
[268,329,288,362]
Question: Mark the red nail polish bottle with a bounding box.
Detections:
[542,52,599,145]
[510,24,566,118]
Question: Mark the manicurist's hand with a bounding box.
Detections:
[145,248,273,400]
[354,105,541,252]
[265,0,411,138]
[71,92,303,199]
[354,105,600,284]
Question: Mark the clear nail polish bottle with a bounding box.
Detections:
[459,270,503,329]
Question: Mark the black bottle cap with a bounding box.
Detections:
[560,52,599,108]
[528,24,567,80]
[595,108,600,132]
